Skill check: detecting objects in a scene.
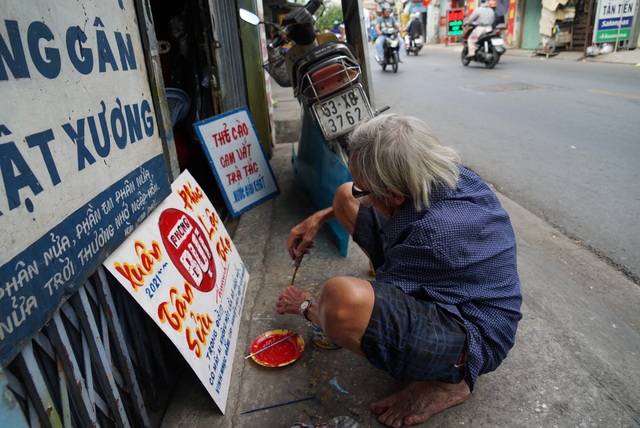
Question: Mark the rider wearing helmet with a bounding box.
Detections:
[404,12,423,49]
[463,0,496,58]
[375,7,403,64]
[488,0,504,28]
[329,19,345,41]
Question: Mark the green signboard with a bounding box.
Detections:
[593,0,637,44]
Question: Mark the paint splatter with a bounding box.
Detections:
[330,377,349,394]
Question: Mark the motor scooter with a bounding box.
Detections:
[460,24,505,69]
[377,28,401,72]
[240,2,380,254]
[404,34,423,55]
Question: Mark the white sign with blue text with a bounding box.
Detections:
[194,107,280,217]
[0,0,171,366]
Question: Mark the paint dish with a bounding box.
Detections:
[311,324,341,349]
[249,329,304,367]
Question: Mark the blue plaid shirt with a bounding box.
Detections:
[375,166,522,389]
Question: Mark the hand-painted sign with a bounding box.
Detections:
[409,0,431,13]
[448,9,465,36]
[104,170,249,414]
[0,0,170,366]
[194,107,279,217]
[593,0,637,43]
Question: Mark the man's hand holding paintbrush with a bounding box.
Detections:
[276,208,336,323]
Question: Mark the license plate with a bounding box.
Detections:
[312,86,372,140]
[492,38,504,46]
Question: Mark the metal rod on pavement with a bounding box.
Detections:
[240,394,316,414]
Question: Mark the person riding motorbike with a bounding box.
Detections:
[329,20,345,41]
[404,12,423,42]
[375,7,403,64]
[464,0,496,58]
[404,12,423,49]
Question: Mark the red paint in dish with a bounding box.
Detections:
[250,330,304,367]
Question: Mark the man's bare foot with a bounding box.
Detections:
[275,285,313,315]
[370,380,470,427]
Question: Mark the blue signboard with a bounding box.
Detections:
[0,157,170,365]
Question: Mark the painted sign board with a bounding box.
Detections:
[409,1,432,14]
[194,107,280,218]
[448,9,465,36]
[104,170,249,414]
[593,0,638,43]
[0,1,171,365]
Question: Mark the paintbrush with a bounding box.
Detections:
[244,332,297,360]
[290,254,303,285]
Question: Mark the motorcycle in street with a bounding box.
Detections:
[461,24,505,69]
[378,28,401,72]
[239,1,379,254]
[404,34,423,55]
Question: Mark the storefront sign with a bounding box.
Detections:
[104,170,249,413]
[0,0,170,366]
[194,107,279,217]
[448,9,465,36]
[593,0,637,42]
[409,0,432,14]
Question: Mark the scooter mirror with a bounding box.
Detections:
[239,9,260,26]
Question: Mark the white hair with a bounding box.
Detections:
[348,114,460,210]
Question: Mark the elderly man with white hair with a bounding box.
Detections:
[276,114,522,427]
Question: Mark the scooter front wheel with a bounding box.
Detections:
[461,48,471,66]
[392,52,399,72]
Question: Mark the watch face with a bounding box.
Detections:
[300,300,311,311]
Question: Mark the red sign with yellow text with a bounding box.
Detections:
[104,170,249,414]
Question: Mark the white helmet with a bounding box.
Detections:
[414,12,421,19]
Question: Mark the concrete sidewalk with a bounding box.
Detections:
[161,49,640,427]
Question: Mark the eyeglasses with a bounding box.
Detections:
[351,184,371,199]
[352,184,373,207]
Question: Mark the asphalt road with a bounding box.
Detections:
[367,45,640,283]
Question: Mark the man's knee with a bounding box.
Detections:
[320,277,373,324]
[319,277,373,349]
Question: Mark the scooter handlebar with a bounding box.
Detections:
[271,0,324,48]
[304,0,323,15]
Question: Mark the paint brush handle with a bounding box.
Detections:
[244,332,297,360]
[290,255,303,285]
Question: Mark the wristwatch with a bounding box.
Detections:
[299,298,314,321]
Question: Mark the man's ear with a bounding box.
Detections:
[389,189,406,206]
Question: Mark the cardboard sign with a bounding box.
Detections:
[194,107,280,217]
[104,170,249,413]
